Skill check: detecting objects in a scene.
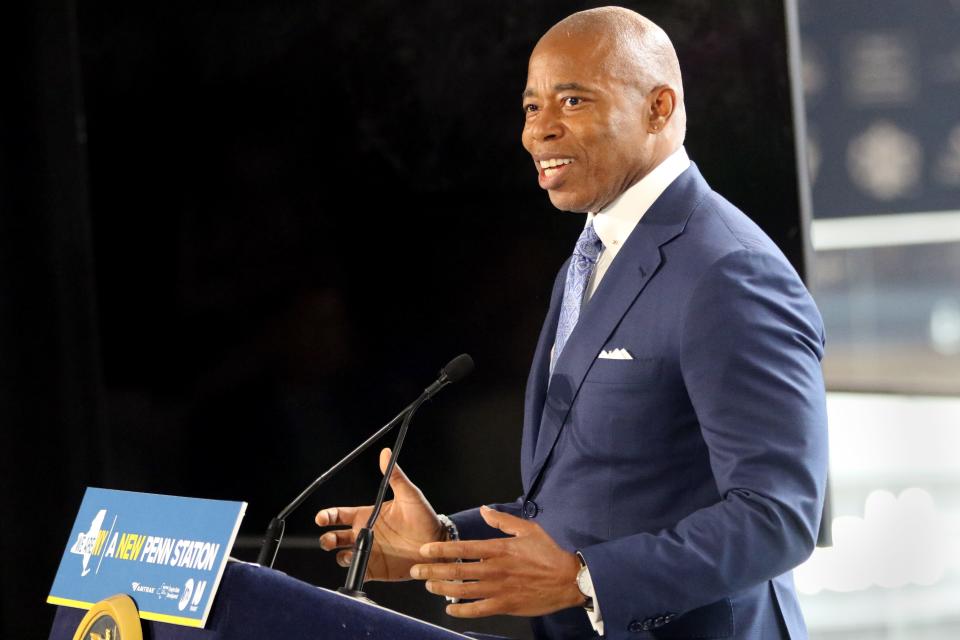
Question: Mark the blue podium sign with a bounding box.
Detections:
[48,487,246,628]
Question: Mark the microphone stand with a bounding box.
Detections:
[255,399,417,568]
[338,393,428,599]
[255,354,472,574]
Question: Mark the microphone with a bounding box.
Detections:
[338,354,473,599]
[424,353,474,398]
[255,354,474,570]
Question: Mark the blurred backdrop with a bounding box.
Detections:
[1,0,957,638]
[794,1,960,638]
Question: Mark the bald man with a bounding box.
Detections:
[316,7,828,639]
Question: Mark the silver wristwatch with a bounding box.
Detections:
[437,513,460,542]
[575,552,595,611]
[436,514,462,604]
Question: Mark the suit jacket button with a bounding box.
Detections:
[654,616,665,626]
[641,619,653,631]
[522,500,539,518]
[627,620,644,633]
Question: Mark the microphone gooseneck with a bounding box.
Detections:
[339,355,473,599]
[255,398,416,568]
[255,354,474,571]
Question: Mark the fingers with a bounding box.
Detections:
[425,579,498,601]
[336,550,354,567]
[445,598,506,618]
[478,505,530,536]
[315,506,361,527]
[378,448,417,499]
[319,528,356,551]
[410,560,500,581]
[420,538,506,561]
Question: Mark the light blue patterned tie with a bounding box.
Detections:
[551,223,604,374]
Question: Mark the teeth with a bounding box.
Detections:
[539,158,574,169]
[544,167,558,176]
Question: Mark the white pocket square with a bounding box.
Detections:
[598,348,633,360]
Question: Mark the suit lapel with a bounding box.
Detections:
[521,258,568,490]
[526,164,709,491]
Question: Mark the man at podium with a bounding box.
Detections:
[316,7,828,640]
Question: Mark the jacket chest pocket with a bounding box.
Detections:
[584,356,663,385]
[576,356,682,452]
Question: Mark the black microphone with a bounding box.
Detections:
[424,353,474,398]
[338,354,473,599]
[255,354,474,570]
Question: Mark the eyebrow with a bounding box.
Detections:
[522,82,594,99]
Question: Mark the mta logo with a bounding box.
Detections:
[178,578,207,611]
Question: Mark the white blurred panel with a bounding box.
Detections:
[825,393,960,480]
[799,393,960,638]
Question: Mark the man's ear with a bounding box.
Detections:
[648,86,676,133]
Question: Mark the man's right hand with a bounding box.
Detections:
[315,447,446,582]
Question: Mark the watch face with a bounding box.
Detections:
[577,565,591,595]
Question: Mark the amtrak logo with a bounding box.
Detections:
[69,509,108,576]
[130,581,156,594]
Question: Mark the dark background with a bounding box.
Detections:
[1,1,806,637]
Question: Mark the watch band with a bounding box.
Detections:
[437,513,460,542]
[436,514,462,604]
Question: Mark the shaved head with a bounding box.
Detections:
[521,7,687,212]
[537,6,686,135]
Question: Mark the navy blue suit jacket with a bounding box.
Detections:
[452,164,828,639]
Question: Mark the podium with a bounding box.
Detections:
[49,560,471,640]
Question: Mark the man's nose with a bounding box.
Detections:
[528,107,563,142]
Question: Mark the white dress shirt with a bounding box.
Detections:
[574,146,690,635]
[585,146,691,301]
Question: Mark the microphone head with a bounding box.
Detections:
[441,354,474,384]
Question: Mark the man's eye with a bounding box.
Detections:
[563,97,582,107]
[524,104,538,113]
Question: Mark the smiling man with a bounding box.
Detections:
[521,10,684,215]
[316,7,828,640]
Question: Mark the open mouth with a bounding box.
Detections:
[539,157,575,178]
[537,157,576,189]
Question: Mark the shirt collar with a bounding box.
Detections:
[586,146,691,253]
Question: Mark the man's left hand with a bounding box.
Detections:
[409,505,585,618]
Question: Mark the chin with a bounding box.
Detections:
[547,190,590,213]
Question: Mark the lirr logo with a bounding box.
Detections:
[69,509,109,576]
